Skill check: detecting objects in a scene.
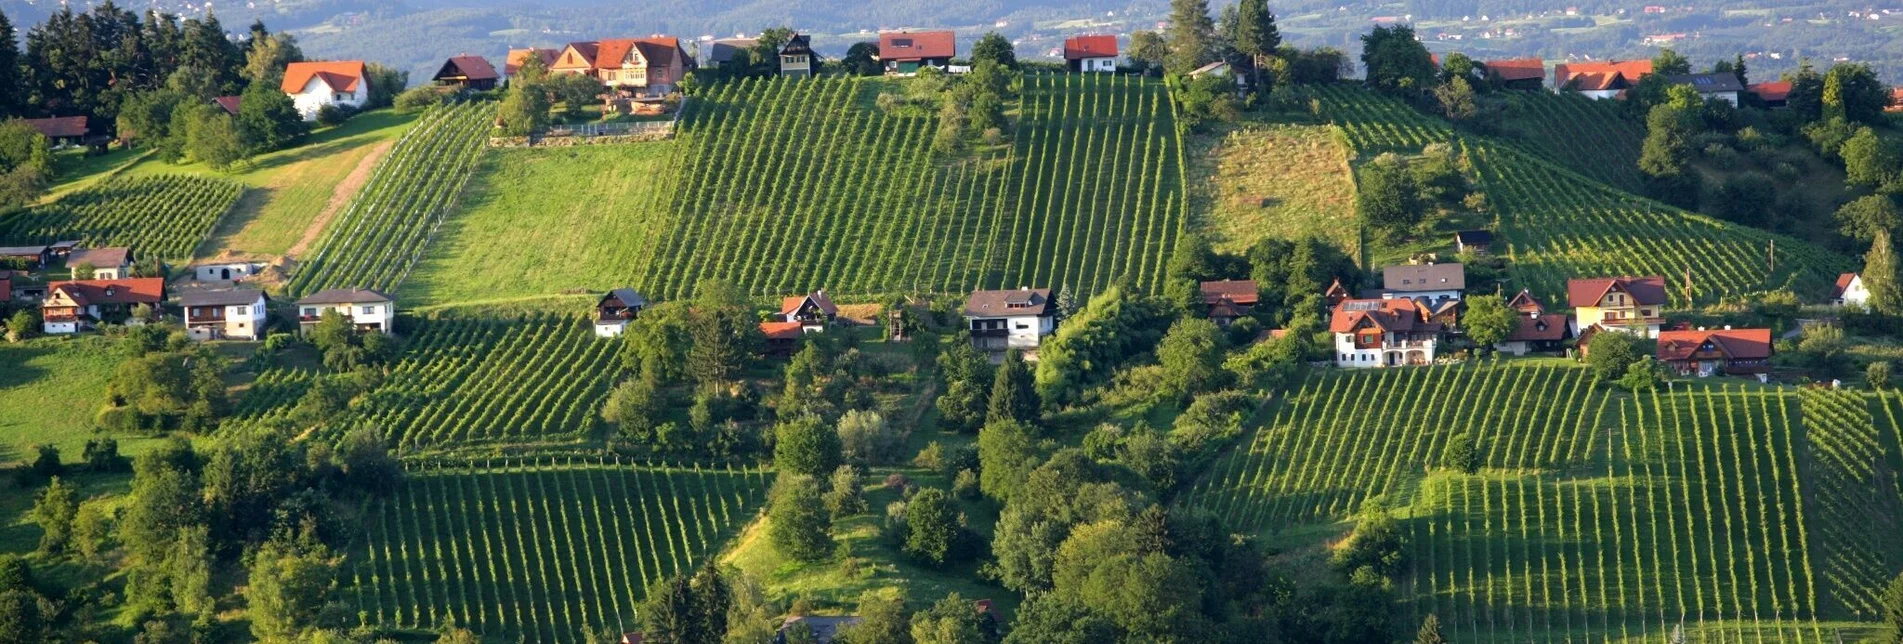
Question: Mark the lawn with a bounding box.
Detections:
[116,109,420,260]
[399,144,676,306]
[1186,122,1358,257]
[0,336,168,465]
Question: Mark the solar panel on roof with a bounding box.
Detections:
[1342,301,1384,311]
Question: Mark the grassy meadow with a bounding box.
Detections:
[1185,122,1359,256]
[0,337,170,464]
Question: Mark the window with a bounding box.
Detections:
[1015,322,1029,330]
[235,306,248,315]
[302,307,317,317]
[361,305,377,315]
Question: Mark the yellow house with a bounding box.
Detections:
[1567,276,1668,338]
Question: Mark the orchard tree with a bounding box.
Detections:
[903,488,961,566]
[1156,317,1227,399]
[1462,294,1514,349]
[774,415,842,479]
[971,32,1017,69]
[767,473,834,562]
[1585,331,1643,382]
[1360,25,1435,92]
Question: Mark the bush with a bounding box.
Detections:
[1869,361,1893,390]
[1442,432,1481,473]
[314,104,350,127]
[394,87,444,113]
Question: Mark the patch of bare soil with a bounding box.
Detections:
[286,139,394,259]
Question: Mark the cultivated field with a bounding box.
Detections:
[1182,363,1902,642]
[0,175,243,261]
[288,103,490,297]
[348,458,772,643]
[1493,91,1646,193]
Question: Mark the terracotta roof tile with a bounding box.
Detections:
[282,61,366,94]
[19,116,88,138]
[46,278,165,306]
[1748,80,1791,102]
[1200,279,1259,306]
[1656,328,1773,362]
[1566,276,1668,308]
[760,321,804,340]
[880,31,956,61]
[1482,58,1545,82]
[1507,313,1571,342]
[1064,35,1117,60]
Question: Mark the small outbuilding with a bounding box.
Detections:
[1063,35,1118,73]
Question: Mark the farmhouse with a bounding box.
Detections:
[181,288,268,341]
[878,30,956,75]
[433,55,499,91]
[1453,230,1493,255]
[40,278,166,334]
[1568,275,1667,337]
[19,116,90,146]
[965,287,1056,354]
[66,247,134,280]
[282,61,369,120]
[1748,80,1790,108]
[594,288,647,338]
[1064,35,1118,73]
[1200,279,1259,327]
[191,261,259,282]
[1495,292,1571,355]
[1655,327,1773,377]
[760,321,805,356]
[1553,60,1653,99]
[1480,58,1545,90]
[780,34,816,78]
[1330,298,1440,368]
[1381,262,1465,302]
[1665,73,1744,105]
[779,291,838,332]
[0,245,50,269]
[505,48,560,77]
[1831,272,1869,308]
[295,288,395,334]
[552,38,693,95]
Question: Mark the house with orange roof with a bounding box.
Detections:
[879,31,957,75]
[1330,298,1442,368]
[282,61,370,120]
[547,37,693,96]
[1064,35,1118,73]
[504,48,560,78]
[1553,60,1653,99]
[40,277,166,334]
[1480,58,1545,90]
[1830,273,1869,308]
[1568,276,1668,338]
[1494,289,1571,356]
[1655,327,1773,377]
[779,291,838,333]
[1747,80,1790,108]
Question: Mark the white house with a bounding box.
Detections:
[594,288,647,338]
[282,61,370,121]
[294,288,395,334]
[66,247,134,280]
[1832,273,1870,308]
[965,288,1057,354]
[1063,35,1118,73]
[192,261,261,282]
[40,278,166,334]
[181,288,268,341]
[779,291,838,333]
[1330,298,1441,368]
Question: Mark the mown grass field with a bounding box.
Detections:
[348,458,772,644]
[1182,363,1903,643]
[1185,122,1359,256]
[0,337,169,464]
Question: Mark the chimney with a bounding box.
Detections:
[1723,325,1731,330]
[1697,326,1706,331]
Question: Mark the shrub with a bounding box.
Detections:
[394,87,444,113]
[314,104,350,127]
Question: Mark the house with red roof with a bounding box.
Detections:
[1655,327,1773,377]
[1064,35,1118,73]
[18,116,89,146]
[433,55,499,91]
[760,321,805,356]
[1200,279,1258,327]
[1553,60,1653,99]
[878,31,956,75]
[1830,273,1869,308]
[212,96,243,116]
[40,278,166,334]
[1480,58,1545,90]
[779,291,838,332]
[505,48,560,78]
[1494,289,1571,355]
[548,37,693,96]
[282,61,369,120]
[1747,80,1790,108]
[1330,298,1442,368]
[1568,276,1668,338]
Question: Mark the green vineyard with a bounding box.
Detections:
[0,175,242,261]
[1495,91,1646,193]
[1308,85,1849,306]
[1182,364,1903,642]
[626,73,1187,300]
[289,102,490,297]
[349,458,772,644]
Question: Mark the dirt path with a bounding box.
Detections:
[286,139,394,259]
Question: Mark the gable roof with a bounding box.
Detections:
[67,247,132,268]
[0,245,48,257]
[593,37,685,71]
[1665,73,1744,94]
[1064,35,1118,60]
[1506,289,1545,314]
[181,288,267,308]
[1200,279,1259,306]
[760,321,804,341]
[966,288,1053,317]
[282,61,367,94]
[1748,80,1791,102]
[1554,60,1653,89]
[1481,58,1544,82]
[1507,313,1571,342]
[505,48,560,75]
[1656,328,1773,362]
[781,34,815,57]
[1832,273,1861,298]
[296,288,394,305]
[19,116,88,139]
[46,278,165,306]
[1329,298,1427,333]
[1383,263,1466,292]
[600,288,647,309]
[707,38,759,64]
[437,55,499,81]
[1188,61,1230,77]
[1566,276,1668,308]
[213,95,243,115]
[780,291,838,317]
[879,31,956,61]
